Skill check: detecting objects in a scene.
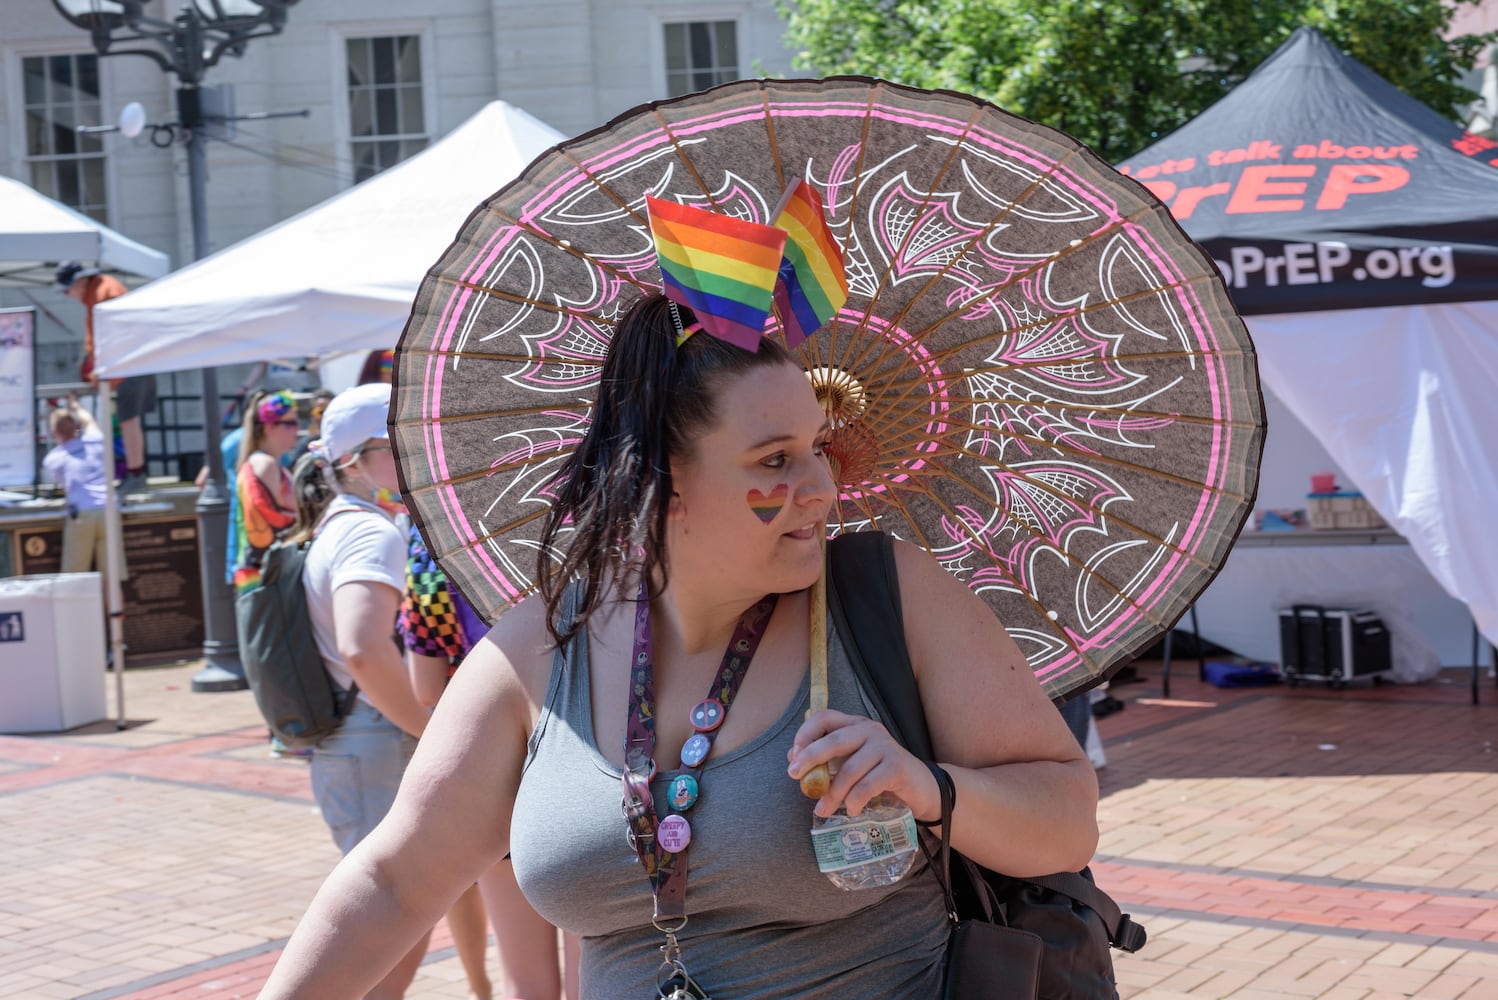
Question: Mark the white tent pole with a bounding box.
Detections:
[98,384,127,729]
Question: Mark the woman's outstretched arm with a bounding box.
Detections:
[260,595,555,998]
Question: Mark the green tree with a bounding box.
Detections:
[777,0,1495,160]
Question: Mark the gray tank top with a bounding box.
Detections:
[510,589,948,998]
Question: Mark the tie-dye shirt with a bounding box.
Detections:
[231,458,295,593]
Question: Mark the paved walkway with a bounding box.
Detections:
[2,659,1496,998]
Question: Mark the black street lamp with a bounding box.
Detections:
[52,0,301,692]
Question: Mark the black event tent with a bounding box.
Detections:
[1120,26,1498,315]
[1118,26,1498,661]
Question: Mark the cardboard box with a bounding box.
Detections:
[1306,492,1387,530]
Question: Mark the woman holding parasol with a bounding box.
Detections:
[263,77,1260,998]
[261,284,1097,998]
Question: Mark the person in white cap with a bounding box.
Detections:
[282,382,433,999]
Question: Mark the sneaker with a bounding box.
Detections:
[118,472,149,495]
[1091,695,1126,718]
[268,735,313,759]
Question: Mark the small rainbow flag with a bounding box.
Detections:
[770,179,848,349]
[646,195,787,351]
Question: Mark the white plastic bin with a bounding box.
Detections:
[0,573,107,733]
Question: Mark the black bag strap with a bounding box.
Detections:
[920,759,1004,926]
[1029,872,1147,953]
[826,531,1146,954]
[826,532,932,758]
[309,507,362,712]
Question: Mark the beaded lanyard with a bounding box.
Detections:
[622,583,779,997]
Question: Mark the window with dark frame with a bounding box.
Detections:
[664,21,739,98]
[22,53,108,222]
[346,34,428,183]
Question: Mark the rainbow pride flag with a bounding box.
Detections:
[770,179,848,349]
[646,195,786,351]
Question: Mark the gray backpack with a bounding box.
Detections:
[236,515,358,749]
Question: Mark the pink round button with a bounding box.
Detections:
[658,813,692,853]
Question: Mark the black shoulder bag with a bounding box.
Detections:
[826,531,1147,1000]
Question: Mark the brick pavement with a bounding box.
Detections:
[2,659,1496,998]
[1099,666,1498,999]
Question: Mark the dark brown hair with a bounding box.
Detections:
[537,292,792,647]
[285,450,338,545]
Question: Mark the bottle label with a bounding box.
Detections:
[810,812,918,874]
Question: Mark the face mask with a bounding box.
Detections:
[371,484,407,517]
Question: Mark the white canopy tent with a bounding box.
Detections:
[77,100,561,724]
[0,174,170,285]
[0,177,169,729]
[93,100,564,375]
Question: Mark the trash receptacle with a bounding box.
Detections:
[0,573,107,733]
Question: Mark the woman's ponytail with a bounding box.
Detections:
[537,292,791,647]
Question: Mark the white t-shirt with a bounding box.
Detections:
[302,494,405,699]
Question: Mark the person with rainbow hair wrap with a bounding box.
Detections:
[230,389,306,757]
[230,389,301,594]
[357,348,395,386]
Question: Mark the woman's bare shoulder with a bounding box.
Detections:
[888,537,1018,660]
[244,450,278,475]
[477,591,559,687]
[889,538,988,618]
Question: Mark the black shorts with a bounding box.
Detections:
[115,375,158,421]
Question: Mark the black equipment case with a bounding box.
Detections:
[1277,605,1392,687]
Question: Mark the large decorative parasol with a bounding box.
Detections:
[391,77,1264,701]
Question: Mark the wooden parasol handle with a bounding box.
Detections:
[800,450,841,800]
[800,549,831,799]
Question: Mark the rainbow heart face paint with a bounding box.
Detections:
[747,483,788,524]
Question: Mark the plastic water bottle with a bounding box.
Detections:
[810,793,919,890]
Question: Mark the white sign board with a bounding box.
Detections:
[0,309,37,487]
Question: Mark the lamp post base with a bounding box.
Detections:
[190,361,245,694]
[192,660,248,693]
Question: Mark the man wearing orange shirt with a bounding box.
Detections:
[56,261,158,495]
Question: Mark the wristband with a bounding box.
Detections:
[916,760,953,827]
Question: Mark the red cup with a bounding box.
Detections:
[1310,472,1336,494]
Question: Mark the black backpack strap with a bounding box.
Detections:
[828,531,1147,954]
[826,532,933,759]
[309,507,364,715]
[1029,871,1148,953]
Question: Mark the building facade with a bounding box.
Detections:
[0,0,801,479]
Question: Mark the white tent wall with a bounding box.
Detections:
[1255,384,1345,511]
[1247,302,1498,651]
[1190,539,1477,672]
[1193,376,1478,669]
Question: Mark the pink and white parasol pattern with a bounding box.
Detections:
[392,78,1263,699]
